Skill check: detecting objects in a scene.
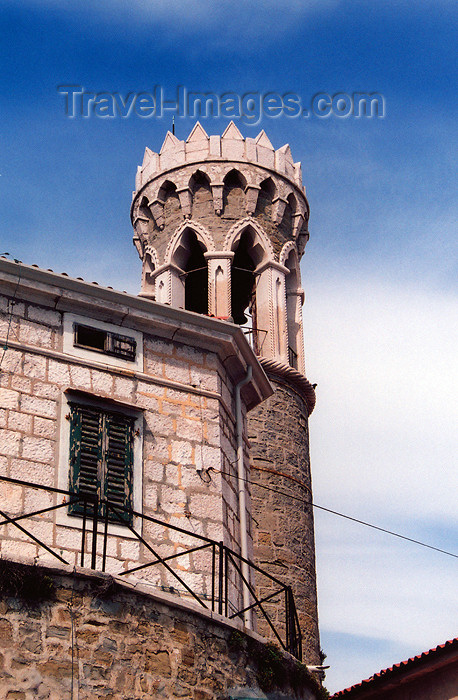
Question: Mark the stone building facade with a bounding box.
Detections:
[0,122,323,697]
[0,258,270,613]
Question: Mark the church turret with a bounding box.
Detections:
[131,122,320,663]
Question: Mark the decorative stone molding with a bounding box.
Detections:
[211,181,224,214]
[272,196,289,224]
[258,356,316,415]
[176,186,192,218]
[205,252,234,319]
[165,220,216,264]
[244,184,261,215]
[224,217,275,261]
[133,121,307,192]
[279,240,298,267]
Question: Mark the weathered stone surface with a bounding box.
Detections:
[0,568,319,699]
[249,377,320,665]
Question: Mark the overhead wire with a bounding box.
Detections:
[208,467,458,560]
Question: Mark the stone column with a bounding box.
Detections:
[151,264,185,307]
[286,287,305,373]
[255,262,289,364]
[205,252,234,319]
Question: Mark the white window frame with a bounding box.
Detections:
[63,313,144,372]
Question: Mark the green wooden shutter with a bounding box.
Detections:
[69,404,102,516]
[103,411,134,524]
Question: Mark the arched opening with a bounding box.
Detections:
[280,192,297,238]
[189,170,212,218]
[158,181,181,228]
[223,169,246,219]
[284,248,300,369]
[171,228,208,315]
[255,177,276,218]
[139,196,152,221]
[231,230,256,325]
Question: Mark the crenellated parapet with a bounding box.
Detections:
[131,121,310,262]
[131,122,311,375]
[134,122,306,192]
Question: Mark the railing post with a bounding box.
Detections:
[218,541,224,616]
[91,495,98,570]
[102,500,109,573]
[285,587,291,654]
[211,543,216,612]
[81,497,87,567]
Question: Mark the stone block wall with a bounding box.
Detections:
[0,564,321,699]
[0,289,252,610]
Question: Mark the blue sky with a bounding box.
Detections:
[2,0,457,693]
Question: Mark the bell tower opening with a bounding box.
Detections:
[184,231,208,314]
[231,230,256,325]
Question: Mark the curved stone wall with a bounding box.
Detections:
[0,562,322,699]
[248,375,320,665]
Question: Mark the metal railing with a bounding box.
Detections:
[0,474,302,660]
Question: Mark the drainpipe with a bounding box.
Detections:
[234,364,253,629]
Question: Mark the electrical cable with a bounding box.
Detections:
[210,467,458,560]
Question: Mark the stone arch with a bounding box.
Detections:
[224,220,272,329]
[279,241,298,267]
[188,169,211,193]
[222,169,247,217]
[140,245,159,298]
[165,222,215,315]
[165,220,215,264]
[157,180,181,229]
[255,177,277,218]
[188,170,213,219]
[281,242,304,372]
[224,218,274,263]
[157,179,178,203]
[144,244,159,270]
[279,191,298,238]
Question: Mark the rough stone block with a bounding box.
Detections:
[91,370,114,394]
[171,440,192,464]
[190,493,222,521]
[10,459,54,487]
[21,394,56,419]
[0,387,20,410]
[23,353,47,379]
[47,360,71,385]
[69,364,91,387]
[19,319,53,348]
[7,410,32,433]
[33,416,56,439]
[21,435,54,463]
[0,429,21,457]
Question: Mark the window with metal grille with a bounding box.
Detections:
[73,323,137,361]
[68,403,134,525]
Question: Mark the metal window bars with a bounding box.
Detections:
[0,474,302,661]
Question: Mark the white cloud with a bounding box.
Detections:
[304,269,458,692]
[305,272,458,522]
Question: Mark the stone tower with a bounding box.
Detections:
[130,122,320,663]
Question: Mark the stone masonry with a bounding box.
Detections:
[0,564,321,700]
[0,259,271,614]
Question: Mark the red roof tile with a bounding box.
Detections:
[331,637,458,698]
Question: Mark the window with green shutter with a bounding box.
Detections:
[68,403,134,525]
